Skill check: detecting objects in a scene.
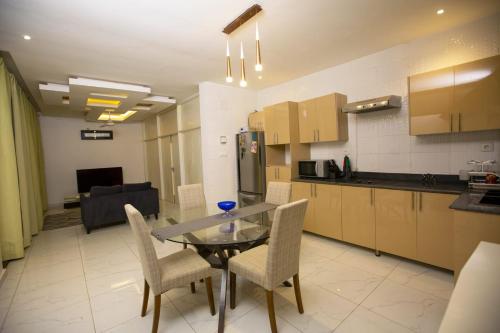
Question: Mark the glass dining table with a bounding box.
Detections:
[151,202,277,333]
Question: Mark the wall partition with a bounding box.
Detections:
[0,57,47,262]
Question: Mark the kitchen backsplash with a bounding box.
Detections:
[258,13,500,175]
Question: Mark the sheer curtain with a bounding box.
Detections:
[0,58,47,261]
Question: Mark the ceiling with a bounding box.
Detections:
[0,0,499,120]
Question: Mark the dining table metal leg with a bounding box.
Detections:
[218,267,228,333]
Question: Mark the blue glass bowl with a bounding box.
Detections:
[217,201,236,215]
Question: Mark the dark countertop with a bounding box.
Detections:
[293,174,467,195]
[450,192,500,215]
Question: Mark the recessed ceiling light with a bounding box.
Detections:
[258,76,263,80]
[86,97,121,108]
[23,35,31,40]
[98,110,136,121]
[436,9,444,15]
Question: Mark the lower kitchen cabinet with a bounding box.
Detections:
[266,165,291,184]
[341,186,375,249]
[375,189,417,259]
[291,182,342,239]
[416,192,457,270]
[454,210,500,277]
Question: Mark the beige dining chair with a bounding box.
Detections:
[265,181,292,222]
[178,183,206,210]
[228,199,308,333]
[124,204,216,333]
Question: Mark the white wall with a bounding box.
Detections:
[257,14,500,175]
[199,82,257,207]
[40,116,146,207]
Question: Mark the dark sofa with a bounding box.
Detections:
[80,182,159,233]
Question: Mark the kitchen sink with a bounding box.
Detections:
[479,190,500,206]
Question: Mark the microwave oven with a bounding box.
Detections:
[298,160,330,178]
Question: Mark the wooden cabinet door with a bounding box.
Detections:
[416,192,457,270]
[298,99,316,143]
[316,94,339,142]
[273,102,291,144]
[291,182,315,232]
[409,68,454,135]
[248,112,264,131]
[266,166,277,184]
[342,186,375,249]
[454,55,500,132]
[375,189,417,259]
[277,166,291,182]
[263,107,276,145]
[314,184,342,239]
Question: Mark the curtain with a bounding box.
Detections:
[0,58,47,261]
[0,58,24,260]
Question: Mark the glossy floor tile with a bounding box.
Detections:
[0,201,454,332]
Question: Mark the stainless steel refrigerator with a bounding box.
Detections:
[236,131,266,211]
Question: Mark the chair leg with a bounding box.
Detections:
[205,276,216,316]
[190,282,196,293]
[266,290,278,333]
[141,280,150,317]
[229,272,236,309]
[293,274,304,314]
[152,295,161,333]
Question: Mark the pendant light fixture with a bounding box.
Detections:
[240,41,247,87]
[225,40,233,83]
[255,22,263,72]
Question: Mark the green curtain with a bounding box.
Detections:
[0,58,47,261]
[0,58,24,260]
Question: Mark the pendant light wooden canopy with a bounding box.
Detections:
[223,4,262,35]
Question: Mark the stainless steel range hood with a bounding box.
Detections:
[342,95,401,114]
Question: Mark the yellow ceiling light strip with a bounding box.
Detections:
[87,97,121,108]
[98,110,137,121]
[90,92,129,99]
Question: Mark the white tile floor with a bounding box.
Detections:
[0,203,454,333]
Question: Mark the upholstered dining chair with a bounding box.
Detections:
[265,181,292,222]
[124,204,216,333]
[178,183,206,210]
[228,199,308,333]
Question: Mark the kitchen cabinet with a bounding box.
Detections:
[264,102,292,145]
[266,165,291,184]
[453,55,500,132]
[375,189,417,259]
[416,192,457,270]
[291,182,342,239]
[409,68,454,135]
[298,93,348,143]
[409,54,500,135]
[341,186,375,249]
[248,111,265,131]
[454,210,500,277]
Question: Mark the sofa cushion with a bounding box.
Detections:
[123,182,152,192]
[90,185,122,197]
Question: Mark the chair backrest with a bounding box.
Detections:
[124,204,162,295]
[178,183,206,210]
[265,181,292,205]
[265,199,308,289]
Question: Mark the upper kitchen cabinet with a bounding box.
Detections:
[409,55,500,135]
[454,55,500,132]
[264,102,296,145]
[298,93,348,143]
[409,68,454,135]
[248,111,265,131]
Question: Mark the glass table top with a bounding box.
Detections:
[151,204,276,246]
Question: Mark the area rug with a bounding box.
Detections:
[43,208,82,231]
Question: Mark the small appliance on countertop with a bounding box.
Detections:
[298,160,330,178]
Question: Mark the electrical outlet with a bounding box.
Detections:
[481,143,494,152]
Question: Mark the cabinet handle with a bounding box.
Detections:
[411,192,415,210]
[370,188,374,205]
[314,184,317,197]
[313,130,316,142]
[458,113,461,132]
[317,129,320,142]
[277,133,279,143]
[310,184,313,197]
[278,167,280,179]
[419,192,422,211]
[449,113,452,132]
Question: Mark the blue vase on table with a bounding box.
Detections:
[217,201,236,217]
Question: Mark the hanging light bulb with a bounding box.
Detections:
[225,40,233,83]
[255,22,263,72]
[240,41,247,87]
